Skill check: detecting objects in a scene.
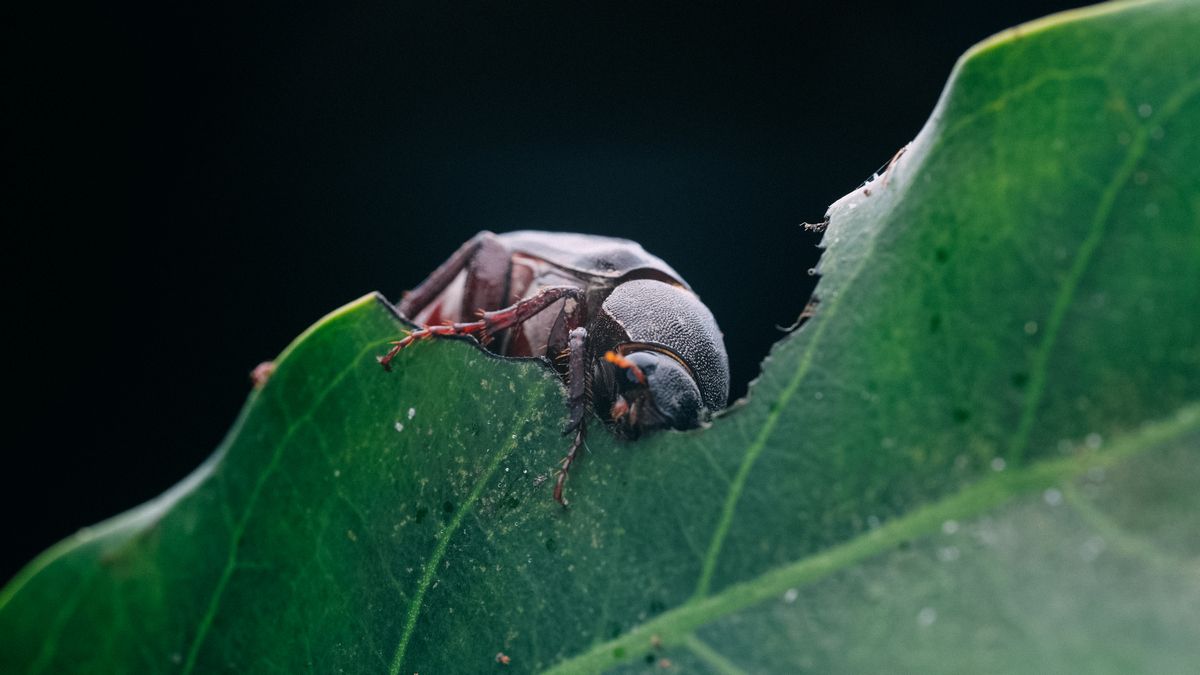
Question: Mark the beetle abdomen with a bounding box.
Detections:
[600,279,729,412]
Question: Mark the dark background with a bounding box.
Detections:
[9,1,1082,581]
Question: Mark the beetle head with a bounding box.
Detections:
[595,348,703,439]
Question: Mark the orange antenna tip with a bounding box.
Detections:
[604,351,646,384]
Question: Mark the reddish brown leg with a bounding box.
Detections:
[554,427,586,506]
[378,286,585,369]
[398,230,501,317]
[554,326,590,505]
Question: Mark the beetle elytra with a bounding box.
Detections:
[380,231,729,504]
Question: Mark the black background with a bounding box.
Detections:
[9,1,1083,581]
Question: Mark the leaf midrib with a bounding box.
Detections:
[545,404,1200,674]
[691,51,1200,616]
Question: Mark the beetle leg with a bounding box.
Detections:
[399,230,502,317]
[553,326,590,505]
[554,427,586,506]
[379,286,586,369]
[564,327,589,433]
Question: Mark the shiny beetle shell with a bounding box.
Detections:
[380,230,730,503]
[497,231,689,286]
[593,279,729,413]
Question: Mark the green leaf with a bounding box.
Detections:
[4,1,1199,672]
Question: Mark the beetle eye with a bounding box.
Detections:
[615,350,704,430]
[604,351,647,386]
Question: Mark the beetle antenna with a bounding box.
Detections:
[604,351,646,385]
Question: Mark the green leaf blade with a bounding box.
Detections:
[3,1,1198,673]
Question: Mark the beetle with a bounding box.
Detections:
[379,230,729,504]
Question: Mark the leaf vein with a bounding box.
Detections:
[1007,77,1200,464]
[546,405,1199,673]
[682,633,749,675]
[386,389,539,675]
[1062,481,1200,579]
[693,196,894,599]
[180,338,393,674]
